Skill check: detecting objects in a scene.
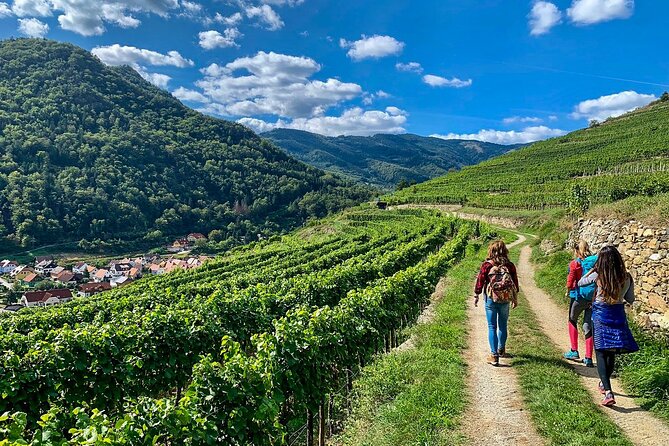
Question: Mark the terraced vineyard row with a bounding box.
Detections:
[0,208,485,445]
[390,100,669,210]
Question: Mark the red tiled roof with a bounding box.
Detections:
[22,289,72,303]
[79,282,112,293]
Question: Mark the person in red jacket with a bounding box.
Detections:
[474,240,519,366]
[564,240,596,367]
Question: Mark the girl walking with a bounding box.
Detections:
[578,245,638,407]
[474,240,519,366]
[564,240,598,367]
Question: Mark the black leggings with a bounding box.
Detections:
[596,350,616,392]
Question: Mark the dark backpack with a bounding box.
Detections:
[486,261,518,304]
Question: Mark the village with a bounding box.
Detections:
[0,233,211,312]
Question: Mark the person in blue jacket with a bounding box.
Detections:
[578,245,638,407]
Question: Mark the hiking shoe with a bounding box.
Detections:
[487,354,499,366]
[583,358,594,368]
[601,392,616,407]
[498,348,512,358]
[563,350,580,360]
[598,382,606,394]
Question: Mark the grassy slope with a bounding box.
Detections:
[390,99,669,210]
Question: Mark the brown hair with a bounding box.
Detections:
[487,240,510,266]
[574,240,592,260]
[594,245,627,305]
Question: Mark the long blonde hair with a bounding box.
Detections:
[574,240,592,260]
[487,240,510,266]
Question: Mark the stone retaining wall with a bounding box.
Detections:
[570,219,669,330]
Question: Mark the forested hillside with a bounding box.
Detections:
[391,96,669,211]
[263,129,516,188]
[0,39,370,248]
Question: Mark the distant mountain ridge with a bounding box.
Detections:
[263,129,519,188]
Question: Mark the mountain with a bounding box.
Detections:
[0,39,370,249]
[390,96,669,211]
[262,129,518,189]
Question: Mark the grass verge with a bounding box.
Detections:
[532,246,669,424]
[332,243,487,446]
[508,289,632,445]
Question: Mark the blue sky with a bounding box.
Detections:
[0,0,667,142]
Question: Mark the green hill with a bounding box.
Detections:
[390,97,669,211]
[263,129,516,189]
[0,39,370,249]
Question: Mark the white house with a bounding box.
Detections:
[20,289,73,307]
[93,269,111,283]
[72,262,88,275]
[0,260,19,274]
[78,282,112,298]
[35,260,57,275]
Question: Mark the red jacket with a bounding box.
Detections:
[566,259,583,290]
[475,260,519,295]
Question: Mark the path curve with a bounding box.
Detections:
[462,234,545,446]
[517,245,669,446]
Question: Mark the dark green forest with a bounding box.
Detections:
[0,39,370,249]
[263,128,518,189]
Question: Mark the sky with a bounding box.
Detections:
[0,0,667,143]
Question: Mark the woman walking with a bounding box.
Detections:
[474,240,519,366]
[578,245,638,407]
[564,240,598,367]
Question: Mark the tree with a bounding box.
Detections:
[567,184,590,217]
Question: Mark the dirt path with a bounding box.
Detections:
[461,234,545,446]
[517,245,669,446]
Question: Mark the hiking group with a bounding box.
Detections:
[473,239,638,408]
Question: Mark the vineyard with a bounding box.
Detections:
[390,99,669,210]
[0,208,485,445]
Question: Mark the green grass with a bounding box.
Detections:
[532,245,669,424]
[333,243,485,446]
[508,291,632,445]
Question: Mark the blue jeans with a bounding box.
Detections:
[485,297,510,354]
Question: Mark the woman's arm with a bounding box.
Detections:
[474,262,491,295]
[623,274,635,305]
[577,270,598,288]
[566,260,582,289]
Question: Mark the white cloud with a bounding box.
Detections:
[239,106,408,136]
[548,115,558,121]
[198,28,242,49]
[193,51,362,118]
[340,35,405,61]
[92,44,193,67]
[11,0,181,36]
[422,74,472,88]
[245,4,283,30]
[362,90,391,105]
[12,0,51,17]
[567,0,634,25]
[431,126,566,144]
[172,87,210,103]
[213,11,242,26]
[137,69,171,88]
[503,116,543,124]
[396,61,423,73]
[261,0,305,5]
[570,90,656,121]
[17,17,48,37]
[0,2,12,17]
[528,1,562,35]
